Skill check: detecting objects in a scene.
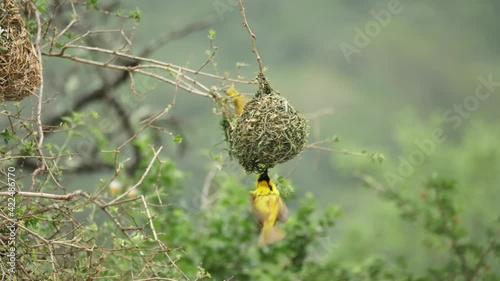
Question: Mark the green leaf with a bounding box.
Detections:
[1,129,17,144]
[21,140,36,156]
[34,0,47,12]
[208,29,216,40]
[128,7,141,23]
[85,0,99,10]
[173,135,183,144]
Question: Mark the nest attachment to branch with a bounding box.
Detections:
[231,74,308,173]
[0,0,41,102]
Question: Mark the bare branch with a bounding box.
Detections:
[105,146,163,207]
[237,0,264,74]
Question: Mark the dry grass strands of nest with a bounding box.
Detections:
[231,75,308,173]
[0,0,41,102]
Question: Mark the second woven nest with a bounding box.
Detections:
[230,83,308,173]
[0,0,41,102]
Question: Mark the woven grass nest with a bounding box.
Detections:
[0,0,41,102]
[231,74,308,173]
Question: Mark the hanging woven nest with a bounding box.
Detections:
[230,74,308,173]
[0,0,41,102]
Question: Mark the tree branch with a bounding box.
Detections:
[237,0,264,74]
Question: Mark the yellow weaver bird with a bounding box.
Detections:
[250,170,289,246]
[225,86,248,116]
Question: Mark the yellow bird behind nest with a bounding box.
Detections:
[225,86,248,116]
[250,170,289,246]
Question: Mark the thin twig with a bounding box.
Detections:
[13,218,59,278]
[42,52,211,98]
[105,146,163,207]
[140,196,190,280]
[46,44,254,85]
[0,190,88,200]
[30,3,48,192]
[237,0,264,74]
[306,144,368,157]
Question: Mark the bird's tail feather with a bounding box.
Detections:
[259,225,286,246]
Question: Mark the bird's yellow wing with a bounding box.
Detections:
[250,193,280,225]
[277,197,289,223]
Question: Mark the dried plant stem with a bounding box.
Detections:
[29,3,52,192]
[237,0,264,75]
[47,43,253,85]
[140,195,190,280]
[105,146,163,207]
[0,190,88,200]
